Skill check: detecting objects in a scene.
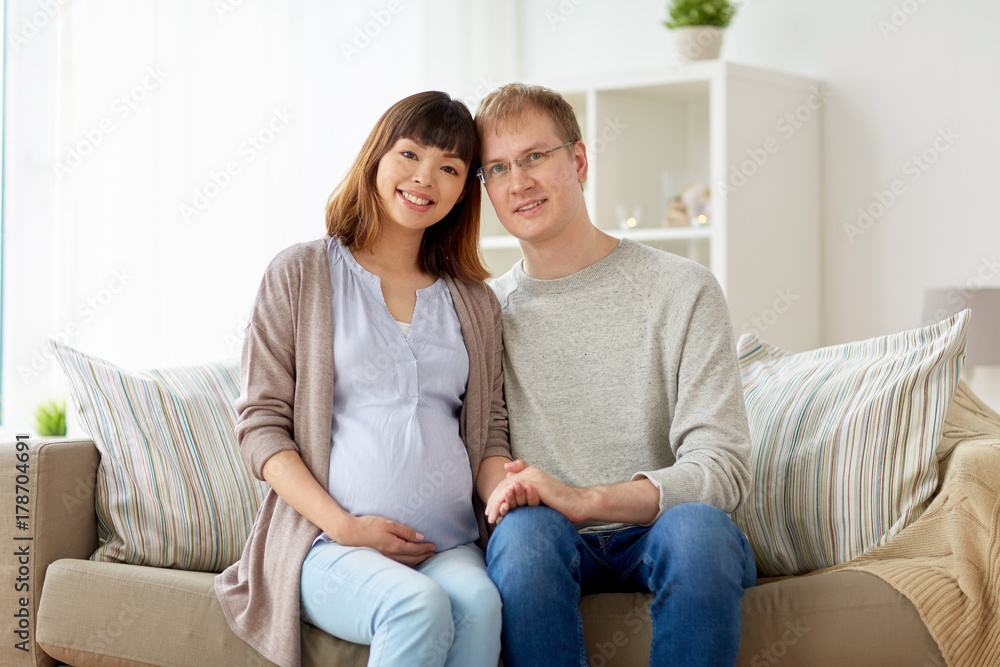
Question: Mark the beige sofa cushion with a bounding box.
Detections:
[38,558,939,666]
[737,571,941,666]
[37,559,367,667]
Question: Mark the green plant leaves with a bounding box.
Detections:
[34,398,67,437]
[664,0,737,29]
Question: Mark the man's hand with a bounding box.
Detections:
[332,515,436,566]
[485,460,586,525]
[485,460,662,527]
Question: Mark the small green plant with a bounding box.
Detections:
[664,0,737,29]
[34,398,67,437]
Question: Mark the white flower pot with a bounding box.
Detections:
[672,26,724,61]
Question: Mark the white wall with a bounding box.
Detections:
[516,0,1000,407]
[0,0,510,437]
[4,0,1000,438]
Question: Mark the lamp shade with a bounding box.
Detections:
[923,287,1000,366]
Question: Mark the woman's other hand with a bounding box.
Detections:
[332,515,436,566]
[261,450,435,565]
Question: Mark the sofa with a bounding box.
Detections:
[8,307,1000,667]
[6,377,1000,666]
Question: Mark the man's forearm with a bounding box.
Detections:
[487,463,662,526]
[574,477,660,525]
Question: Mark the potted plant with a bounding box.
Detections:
[34,398,67,437]
[664,0,737,62]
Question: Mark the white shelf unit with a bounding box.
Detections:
[479,61,821,351]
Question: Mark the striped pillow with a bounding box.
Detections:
[52,341,269,573]
[733,311,968,576]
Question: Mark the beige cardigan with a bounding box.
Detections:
[214,238,510,667]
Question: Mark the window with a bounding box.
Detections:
[0,1,7,424]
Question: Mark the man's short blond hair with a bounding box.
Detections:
[475,83,582,147]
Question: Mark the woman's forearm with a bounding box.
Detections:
[261,449,352,540]
[263,449,436,563]
[477,456,513,504]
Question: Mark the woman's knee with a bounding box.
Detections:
[450,575,502,626]
[451,577,500,618]
[397,576,453,624]
[372,579,456,661]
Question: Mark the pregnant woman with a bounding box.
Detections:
[215,91,511,667]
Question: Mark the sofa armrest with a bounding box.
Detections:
[0,436,100,667]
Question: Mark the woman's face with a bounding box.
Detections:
[375,137,469,234]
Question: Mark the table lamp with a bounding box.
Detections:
[922,287,1000,381]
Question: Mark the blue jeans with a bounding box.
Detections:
[300,541,501,667]
[485,503,756,667]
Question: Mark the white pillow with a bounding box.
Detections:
[733,311,968,575]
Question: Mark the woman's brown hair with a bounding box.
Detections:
[325,91,488,282]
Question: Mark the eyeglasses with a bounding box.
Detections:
[476,140,577,185]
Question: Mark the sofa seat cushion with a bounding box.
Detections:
[582,572,939,667]
[737,570,940,666]
[36,559,367,667]
[37,559,939,666]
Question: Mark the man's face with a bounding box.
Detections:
[479,110,588,246]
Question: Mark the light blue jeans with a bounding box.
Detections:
[300,541,501,667]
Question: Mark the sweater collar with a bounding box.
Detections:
[513,238,632,294]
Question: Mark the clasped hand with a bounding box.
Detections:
[485,459,583,524]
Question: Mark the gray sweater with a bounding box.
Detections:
[491,239,750,531]
[215,238,510,667]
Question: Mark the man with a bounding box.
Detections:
[475,82,757,667]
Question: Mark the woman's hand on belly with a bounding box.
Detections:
[331,514,436,566]
[260,451,436,565]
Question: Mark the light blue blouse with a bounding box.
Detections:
[318,238,479,552]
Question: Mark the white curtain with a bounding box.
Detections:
[2,0,517,435]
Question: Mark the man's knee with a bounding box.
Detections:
[647,503,743,564]
[486,506,579,578]
[488,505,575,555]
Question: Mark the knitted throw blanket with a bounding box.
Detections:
[828,381,1000,666]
